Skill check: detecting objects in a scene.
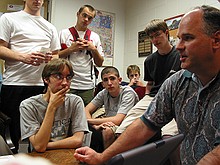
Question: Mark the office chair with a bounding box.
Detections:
[0,111,16,153]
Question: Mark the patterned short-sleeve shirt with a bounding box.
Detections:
[141,69,220,164]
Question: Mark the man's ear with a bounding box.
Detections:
[43,78,49,84]
[118,77,122,83]
[212,31,220,49]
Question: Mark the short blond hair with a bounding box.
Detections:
[126,65,140,78]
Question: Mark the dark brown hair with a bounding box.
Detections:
[42,58,74,92]
[78,4,96,17]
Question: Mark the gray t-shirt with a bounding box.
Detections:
[20,93,88,141]
[92,86,139,117]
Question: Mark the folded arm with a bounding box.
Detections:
[87,113,126,126]
[47,132,85,150]
[0,39,58,65]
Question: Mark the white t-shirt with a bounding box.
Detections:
[59,28,104,90]
[0,11,60,86]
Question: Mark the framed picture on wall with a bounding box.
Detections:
[164,14,184,46]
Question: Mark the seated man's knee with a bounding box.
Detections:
[102,127,116,149]
[102,127,114,141]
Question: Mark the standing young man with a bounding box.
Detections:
[144,19,181,97]
[115,19,181,165]
[74,5,220,165]
[116,19,181,141]
[59,5,104,106]
[20,58,89,152]
[0,0,60,152]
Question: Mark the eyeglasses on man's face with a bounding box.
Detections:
[50,73,73,82]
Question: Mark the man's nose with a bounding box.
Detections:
[176,39,183,51]
[61,77,69,84]
[107,79,113,85]
[84,16,89,21]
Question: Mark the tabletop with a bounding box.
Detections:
[28,149,82,165]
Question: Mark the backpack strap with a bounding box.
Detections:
[61,43,68,50]
[84,29,91,41]
[69,27,91,41]
[68,27,98,80]
[69,27,92,55]
[61,27,92,50]
[69,27,79,41]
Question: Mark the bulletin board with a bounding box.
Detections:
[138,31,152,57]
[89,10,115,66]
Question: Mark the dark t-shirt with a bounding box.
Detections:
[144,46,181,96]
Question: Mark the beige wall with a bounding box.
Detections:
[123,0,220,82]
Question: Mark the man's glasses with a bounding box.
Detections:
[149,31,163,40]
[50,73,73,82]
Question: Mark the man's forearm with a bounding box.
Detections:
[30,106,56,152]
[58,48,71,58]
[0,45,24,61]
[198,145,220,165]
[47,132,84,150]
[88,118,107,125]
[91,49,103,67]
[101,118,156,163]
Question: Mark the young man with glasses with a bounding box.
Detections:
[144,19,181,97]
[59,5,104,106]
[19,58,89,152]
[115,19,181,165]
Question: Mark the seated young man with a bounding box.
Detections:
[125,65,146,99]
[20,58,89,152]
[95,65,145,99]
[85,66,139,152]
[123,65,145,90]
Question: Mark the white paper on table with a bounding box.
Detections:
[0,155,15,163]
